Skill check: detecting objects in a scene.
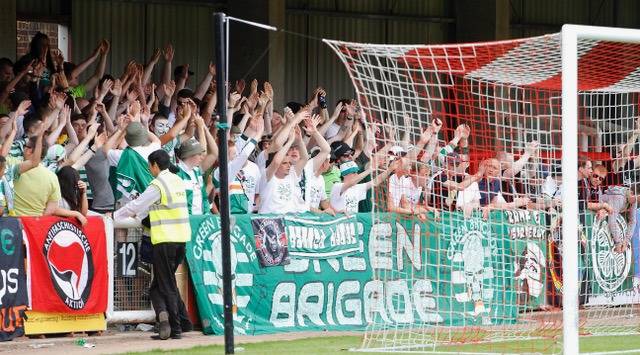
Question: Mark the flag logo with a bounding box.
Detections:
[43,221,94,310]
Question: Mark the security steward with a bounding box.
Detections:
[114,149,191,340]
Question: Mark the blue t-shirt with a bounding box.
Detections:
[478,178,502,207]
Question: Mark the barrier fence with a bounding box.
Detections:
[2,209,638,340]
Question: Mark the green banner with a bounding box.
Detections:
[186,211,546,335]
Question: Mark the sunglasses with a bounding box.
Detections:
[592,174,605,181]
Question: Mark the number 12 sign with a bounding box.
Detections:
[117,242,138,278]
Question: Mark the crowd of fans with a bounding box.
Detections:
[0,32,636,254]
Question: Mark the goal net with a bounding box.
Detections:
[325,27,640,354]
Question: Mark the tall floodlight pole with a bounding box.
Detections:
[213,12,233,355]
[213,12,276,355]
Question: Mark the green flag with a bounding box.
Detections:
[114,147,153,201]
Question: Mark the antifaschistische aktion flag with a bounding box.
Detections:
[23,216,108,314]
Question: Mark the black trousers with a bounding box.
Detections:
[150,242,187,334]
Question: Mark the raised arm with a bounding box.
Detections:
[266,134,295,182]
[304,114,331,172]
[66,122,99,165]
[17,125,45,174]
[161,44,174,85]
[269,106,306,153]
[293,126,309,176]
[201,125,219,172]
[318,102,343,136]
[0,119,17,158]
[69,41,102,83]
[504,140,539,178]
[102,117,127,155]
[46,105,71,147]
[84,40,110,94]
[142,49,161,86]
[195,62,216,100]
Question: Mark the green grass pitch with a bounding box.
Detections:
[128,334,640,354]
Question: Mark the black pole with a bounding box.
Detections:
[214,12,234,355]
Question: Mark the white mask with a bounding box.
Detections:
[153,119,169,136]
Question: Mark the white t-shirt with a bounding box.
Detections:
[255,150,268,173]
[107,142,162,167]
[388,174,422,208]
[241,161,261,212]
[456,181,481,207]
[324,122,341,140]
[330,182,368,214]
[298,160,326,211]
[541,175,562,199]
[258,171,301,214]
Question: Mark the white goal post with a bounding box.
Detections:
[563,24,640,355]
[323,24,640,354]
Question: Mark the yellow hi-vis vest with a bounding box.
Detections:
[149,170,191,245]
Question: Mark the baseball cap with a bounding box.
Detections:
[45,144,66,162]
[339,160,359,177]
[389,145,407,157]
[331,141,354,161]
[178,138,205,160]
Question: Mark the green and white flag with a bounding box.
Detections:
[114,148,153,201]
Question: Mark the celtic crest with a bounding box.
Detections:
[590,214,631,293]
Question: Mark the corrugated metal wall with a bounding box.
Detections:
[284,0,453,106]
[510,0,640,38]
[15,0,640,106]
[17,0,65,16]
[71,0,215,85]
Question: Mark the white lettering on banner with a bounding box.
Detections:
[386,280,413,323]
[326,283,335,325]
[296,282,325,326]
[330,223,357,247]
[193,218,217,260]
[336,281,362,325]
[0,269,18,305]
[397,223,421,271]
[369,223,393,270]
[236,232,256,262]
[287,226,326,250]
[504,210,546,240]
[269,279,442,328]
[363,280,389,324]
[413,280,441,323]
[270,283,296,327]
[268,221,443,328]
[286,221,363,251]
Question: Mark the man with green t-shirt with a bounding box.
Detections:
[176,139,209,215]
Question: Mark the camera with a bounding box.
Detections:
[318,93,327,109]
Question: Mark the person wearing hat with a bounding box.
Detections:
[176,138,209,215]
[104,106,162,204]
[323,141,355,197]
[114,149,191,340]
[330,158,397,215]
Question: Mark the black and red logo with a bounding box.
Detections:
[42,221,94,310]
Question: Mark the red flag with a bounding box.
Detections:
[22,216,108,314]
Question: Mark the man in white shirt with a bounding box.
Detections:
[258,129,308,214]
[330,160,395,214]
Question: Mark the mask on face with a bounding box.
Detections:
[153,120,169,136]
